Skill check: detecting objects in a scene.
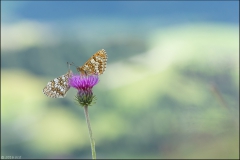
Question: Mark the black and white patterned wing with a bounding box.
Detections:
[43,70,73,98]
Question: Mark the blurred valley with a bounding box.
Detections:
[1,1,239,159]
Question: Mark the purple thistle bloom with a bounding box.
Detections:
[68,74,99,106]
[69,74,99,90]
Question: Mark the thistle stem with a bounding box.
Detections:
[83,106,96,159]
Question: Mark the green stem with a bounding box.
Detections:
[83,106,96,159]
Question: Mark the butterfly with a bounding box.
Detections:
[43,49,107,98]
[42,69,73,98]
[77,49,107,75]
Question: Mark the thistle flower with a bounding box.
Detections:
[68,74,99,159]
[68,74,99,107]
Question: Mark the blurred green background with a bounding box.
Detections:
[1,1,239,159]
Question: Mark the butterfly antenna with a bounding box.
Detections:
[66,62,70,70]
[67,62,75,70]
[70,62,77,67]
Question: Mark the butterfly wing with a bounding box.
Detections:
[43,70,73,98]
[77,49,108,75]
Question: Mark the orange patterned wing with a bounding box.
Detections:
[77,49,107,75]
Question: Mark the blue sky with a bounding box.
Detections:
[2,1,239,24]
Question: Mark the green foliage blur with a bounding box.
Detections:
[1,2,239,159]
